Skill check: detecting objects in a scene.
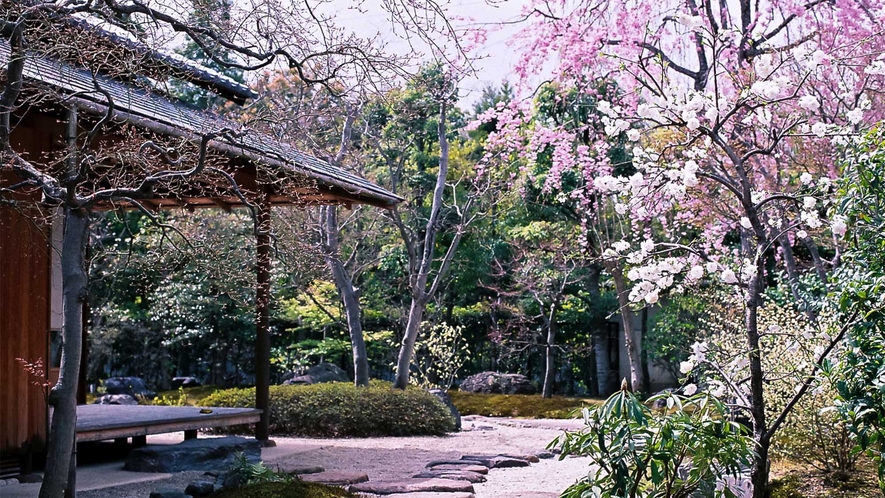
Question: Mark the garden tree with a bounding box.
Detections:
[0,1,462,496]
[477,0,885,494]
[362,66,489,390]
[832,126,885,492]
[488,219,587,398]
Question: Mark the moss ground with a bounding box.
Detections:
[448,391,603,419]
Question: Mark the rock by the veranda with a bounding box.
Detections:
[149,488,189,498]
[458,372,536,395]
[171,377,202,389]
[350,478,475,495]
[427,389,461,431]
[426,464,488,475]
[93,394,138,405]
[282,363,349,385]
[103,377,156,399]
[299,471,369,486]
[16,474,42,483]
[412,470,486,483]
[184,480,214,497]
[125,436,261,472]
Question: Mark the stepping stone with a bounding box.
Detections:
[426,459,488,468]
[459,455,530,469]
[281,465,324,475]
[498,453,540,463]
[535,451,555,459]
[426,464,488,474]
[299,471,369,486]
[383,494,474,498]
[350,478,475,495]
[412,470,486,483]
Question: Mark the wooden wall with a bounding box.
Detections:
[0,122,53,455]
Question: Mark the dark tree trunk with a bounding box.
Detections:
[607,262,644,393]
[542,306,557,399]
[39,207,89,498]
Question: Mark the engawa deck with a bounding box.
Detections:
[75,405,261,443]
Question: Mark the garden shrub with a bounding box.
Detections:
[202,381,454,437]
[448,391,599,419]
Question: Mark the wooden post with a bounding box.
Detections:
[255,199,271,443]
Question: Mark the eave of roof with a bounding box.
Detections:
[0,40,403,209]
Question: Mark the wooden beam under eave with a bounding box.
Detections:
[209,197,232,213]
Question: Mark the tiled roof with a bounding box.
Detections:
[0,40,402,207]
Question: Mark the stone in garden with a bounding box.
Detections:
[184,480,214,497]
[283,363,349,385]
[283,465,325,475]
[350,478,475,494]
[534,451,555,459]
[425,459,487,468]
[125,436,261,472]
[171,377,202,389]
[426,464,488,474]
[412,470,486,483]
[383,494,475,498]
[459,454,531,468]
[458,372,536,395]
[149,488,189,498]
[298,471,369,486]
[93,394,138,405]
[427,388,461,431]
[17,474,42,483]
[104,377,156,399]
[498,453,540,463]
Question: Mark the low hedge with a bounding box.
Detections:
[202,382,454,437]
[448,391,601,419]
[211,480,355,498]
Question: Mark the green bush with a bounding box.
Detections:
[210,480,355,498]
[449,391,599,419]
[202,381,454,437]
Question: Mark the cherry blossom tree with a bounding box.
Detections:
[477,0,885,494]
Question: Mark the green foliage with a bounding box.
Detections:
[767,475,807,498]
[831,125,885,492]
[645,294,705,378]
[448,391,599,419]
[229,452,281,484]
[210,479,355,498]
[144,387,188,406]
[203,381,454,437]
[150,385,220,406]
[553,388,754,498]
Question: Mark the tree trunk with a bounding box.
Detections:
[746,263,770,498]
[542,308,557,398]
[607,262,644,393]
[39,207,89,498]
[323,206,369,387]
[393,297,427,389]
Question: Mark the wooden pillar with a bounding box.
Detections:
[255,200,271,443]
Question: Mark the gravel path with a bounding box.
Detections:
[43,416,592,498]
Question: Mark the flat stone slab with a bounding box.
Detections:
[459,455,530,469]
[412,470,486,483]
[299,471,369,486]
[426,464,488,475]
[125,436,261,472]
[281,465,325,475]
[350,478,475,495]
[426,460,487,468]
[383,494,474,498]
[535,451,555,459]
[498,453,540,463]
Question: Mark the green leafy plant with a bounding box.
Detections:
[553,386,754,498]
[229,452,281,484]
[411,322,472,390]
[143,387,188,406]
[203,381,454,437]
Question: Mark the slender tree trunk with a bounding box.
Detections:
[746,261,770,498]
[542,307,557,398]
[587,265,614,395]
[393,297,427,389]
[607,262,644,393]
[323,206,369,386]
[39,207,89,498]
